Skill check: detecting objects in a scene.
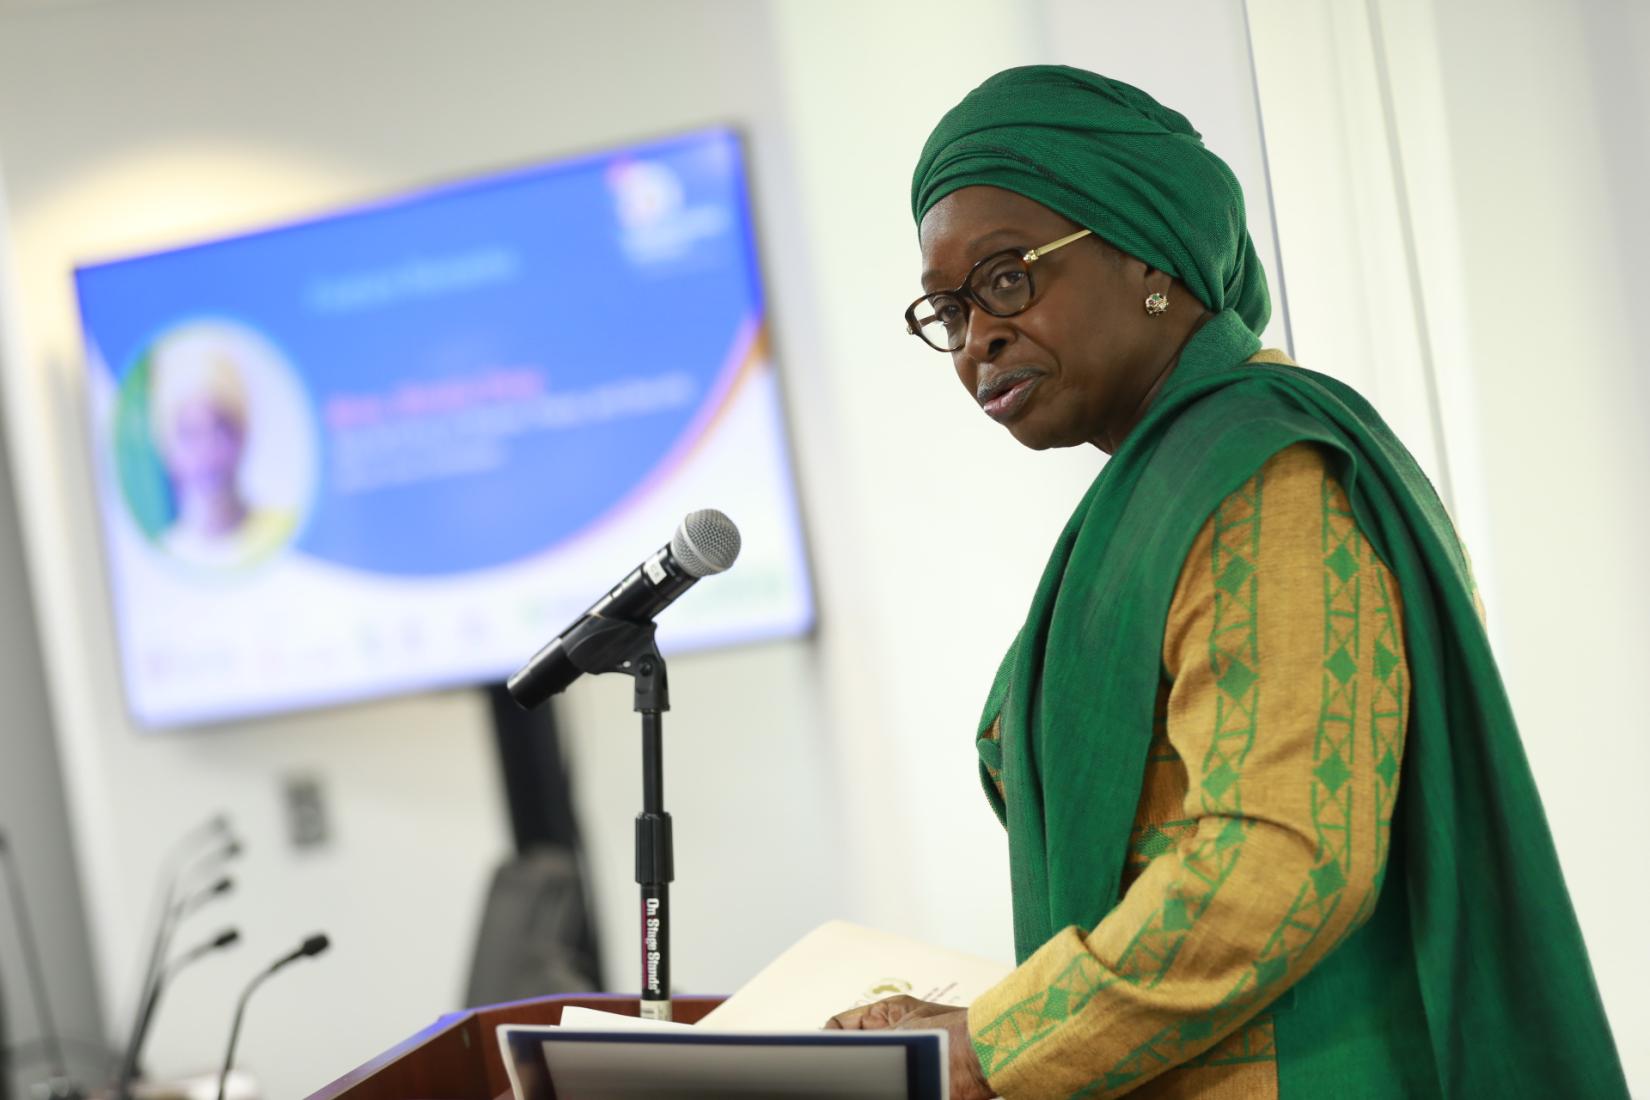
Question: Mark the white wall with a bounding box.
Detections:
[0,163,107,1098]
[3,0,1641,1095]
[0,3,852,1096]
[1424,0,1650,1085]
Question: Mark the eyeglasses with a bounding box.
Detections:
[904,229,1093,352]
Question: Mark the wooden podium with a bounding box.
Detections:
[305,995,725,1100]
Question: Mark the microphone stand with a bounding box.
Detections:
[633,647,672,1023]
[551,615,674,1021]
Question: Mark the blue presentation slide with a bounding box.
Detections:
[75,128,814,728]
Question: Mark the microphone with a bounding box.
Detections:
[117,928,240,1099]
[217,934,330,1100]
[170,927,241,970]
[508,509,742,708]
[118,822,239,1100]
[176,875,235,920]
[133,832,240,995]
[0,829,79,1098]
[129,818,237,1044]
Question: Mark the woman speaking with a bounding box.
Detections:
[826,66,1627,1100]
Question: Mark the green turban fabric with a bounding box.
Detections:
[912,65,1271,336]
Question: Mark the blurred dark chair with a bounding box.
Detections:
[464,846,602,1006]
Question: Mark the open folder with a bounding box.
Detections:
[499,920,1013,1100]
[500,1027,948,1100]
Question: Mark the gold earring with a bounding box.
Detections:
[1144,292,1169,316]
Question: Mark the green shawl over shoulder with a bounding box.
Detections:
[977,309,1628,1097]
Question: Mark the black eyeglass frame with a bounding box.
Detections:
[903,228,1093,352]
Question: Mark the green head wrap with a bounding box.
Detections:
[912,65,1270,335]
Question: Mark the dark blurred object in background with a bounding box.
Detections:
[466,686,602,1005]
[2,950,11,1100]
[465,847,603,1005]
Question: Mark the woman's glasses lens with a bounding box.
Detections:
[913,294,967,351]
[974,254,1033,314]
[908,251,1036,352]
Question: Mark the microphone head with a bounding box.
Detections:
[300,933,330,958]
[671,509,741,578]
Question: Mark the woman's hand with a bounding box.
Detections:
[825,996,994,1100]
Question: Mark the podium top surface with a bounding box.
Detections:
[307,994,724,1100]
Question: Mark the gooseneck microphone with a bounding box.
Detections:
[117,928,240,1099]
[217,934,330,1100]
[119,820,239,1100]
[508,509,742,708]
[130,818,237,1044]
[176,875,235,920]
[0,829,77,1098]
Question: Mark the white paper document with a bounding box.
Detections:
[556,1005,698,1031]
[697,919,1014,1030]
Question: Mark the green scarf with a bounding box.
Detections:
[977,310,1628,1097]
[911,65,1270,335]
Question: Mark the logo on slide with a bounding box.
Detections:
[607,158,730,265]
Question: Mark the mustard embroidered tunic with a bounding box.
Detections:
[972,442,1409,1099]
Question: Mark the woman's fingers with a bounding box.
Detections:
[823,995,925,1030]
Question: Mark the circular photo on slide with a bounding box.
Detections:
[112,319,318,570]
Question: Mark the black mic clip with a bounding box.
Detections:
[560,616,670,715]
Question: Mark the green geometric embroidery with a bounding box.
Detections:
[1072,466,1380,1097]
[985,465,1410,1094]
[1216,657,1258,699]
[1133,824,1178,861]
[1311,858,1347,898]
[1311,472,1359,902]
[973,952,1114,1078]
[1326,543,1359,584]
[1062,472,1269,1095]
[1376,749,1398,788]
[1254,954,1289,987]
[1177,1016,1214,1042]
[1374,639,1400,683]
[1314,751,1351,793]
[1367,569,1406,901]
[1186,1013,1276,1068]
[1112,473,1263,984]
[1202,760,1238,800]
[1124,817,1198,881]
[1162,898,1194,931]
[1215,555,1254,594]
[974,470,1268,1084]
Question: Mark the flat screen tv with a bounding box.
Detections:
[73,127,814,728]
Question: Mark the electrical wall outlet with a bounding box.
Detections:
[282,772,332,851]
